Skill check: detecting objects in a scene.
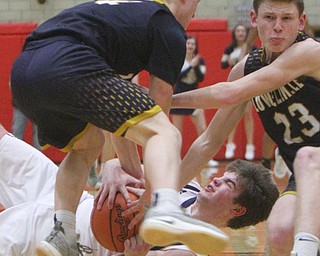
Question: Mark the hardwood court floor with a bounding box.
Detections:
[86,159,289,256]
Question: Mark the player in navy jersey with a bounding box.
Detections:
[172,0,320,255]
[10,1,230,256]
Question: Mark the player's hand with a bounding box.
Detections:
[95,159,144,210]
[123,188,150,230]
[124,235,151,256]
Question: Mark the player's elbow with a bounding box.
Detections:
[216,85,243,107]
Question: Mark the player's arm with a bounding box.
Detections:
[178,63,248,187]
[172,39,320,109]
[148,75,174,116]
[110,134,144,181]
[179,103,247,187]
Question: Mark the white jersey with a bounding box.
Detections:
[0,134,106,256]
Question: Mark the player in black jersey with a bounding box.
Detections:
[172,0,320,255]
[10,1,230,256]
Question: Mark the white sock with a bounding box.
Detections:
[291,232,319,256]
[55,210,77,244]
[151,188,182,213]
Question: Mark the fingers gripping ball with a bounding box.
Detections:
[90,192,141,252]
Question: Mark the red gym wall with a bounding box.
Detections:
[0,20,265,163]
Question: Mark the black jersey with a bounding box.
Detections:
[24,0,186,86]
[244,32,320,172]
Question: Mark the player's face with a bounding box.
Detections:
[251,0,306,55]
[196,172,242,222]
[177,0,199,29]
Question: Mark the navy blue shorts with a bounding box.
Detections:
[11,39,161,151]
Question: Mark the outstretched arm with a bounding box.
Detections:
[172,39,320,110]
[179,103,247,188]
[177,59,248,187]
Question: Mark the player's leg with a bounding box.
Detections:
[36,125,105,256]
[291,147,320,256]
[125,112,229,255]
[266,193,296,256]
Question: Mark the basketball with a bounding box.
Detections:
[90,192,141,252]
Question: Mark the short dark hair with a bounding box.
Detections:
[226,160,279,229]
[253,0,304,16]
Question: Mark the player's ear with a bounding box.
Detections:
[232,205,246,217]
[299,12,307,31]
[250,9,258,28]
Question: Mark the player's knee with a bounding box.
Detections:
[294,146,320,175]
[72,126,105,161]
[161,123,182,147]
[266,216,294,254]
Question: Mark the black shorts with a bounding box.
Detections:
[11,40,161,151]
[281,173,296,196]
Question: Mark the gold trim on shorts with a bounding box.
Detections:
[114,105,162,136]
[280,191,297,197]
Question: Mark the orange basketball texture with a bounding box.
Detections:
[90,192,141,252]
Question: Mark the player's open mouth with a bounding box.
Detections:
[205,185,215,193]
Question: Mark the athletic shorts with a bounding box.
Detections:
[281,174,296,196]
[11,39,162,151]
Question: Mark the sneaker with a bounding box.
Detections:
[225,143,236,159]
[139,209,229,255]
[207,159,219,167]
[245,144,255,161]
[274,148,289,179]
[36,221,79,256]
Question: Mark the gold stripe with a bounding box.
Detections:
[280,191,297,197]
[114,105,162,136]
[153,0,165,4]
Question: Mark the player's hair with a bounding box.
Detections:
[226,160,279,229]
[253,0,304,16]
